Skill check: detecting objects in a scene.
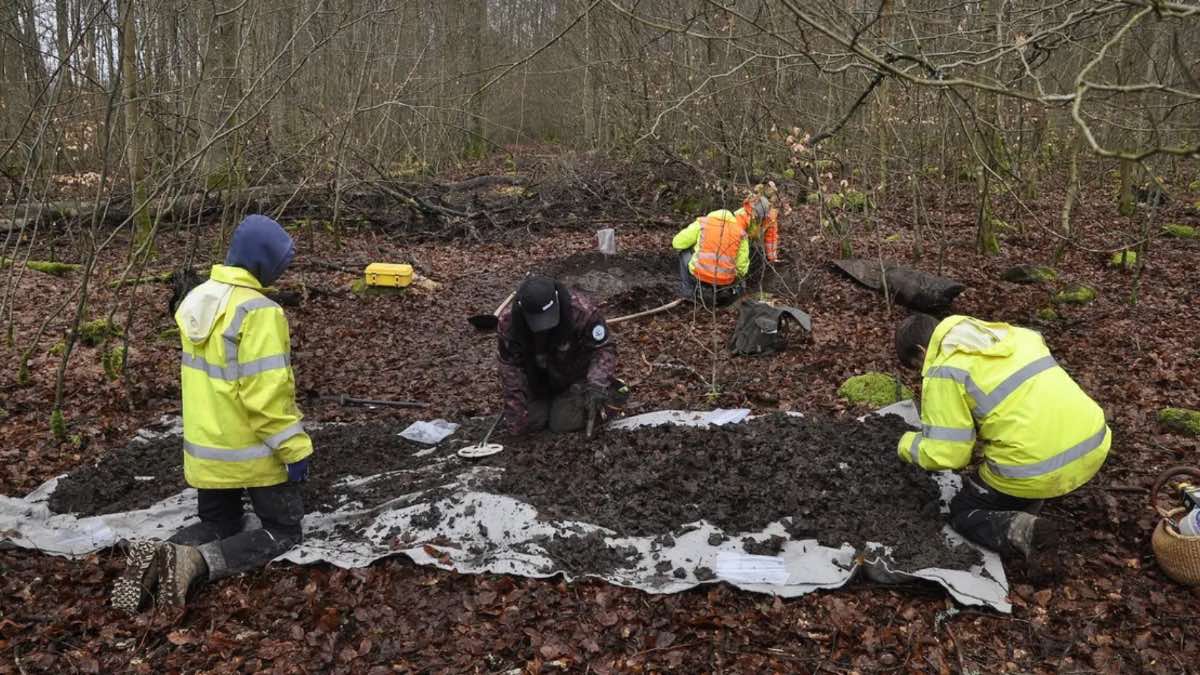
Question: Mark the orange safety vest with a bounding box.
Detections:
[693,214,748,285]
[762,209,779,261]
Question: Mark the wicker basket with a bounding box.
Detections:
[1151,509,1200,587]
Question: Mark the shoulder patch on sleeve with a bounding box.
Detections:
[591,324,607,342]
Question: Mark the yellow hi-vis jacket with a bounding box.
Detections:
[671,210,750,281]
[897,315,1110,499]
[175,264,313,489]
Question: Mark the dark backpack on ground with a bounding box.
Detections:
[729,301,812,356]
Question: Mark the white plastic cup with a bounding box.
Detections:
[597,228,616,255]
[1180,508,1200,537]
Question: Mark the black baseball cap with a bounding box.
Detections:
[516,276,560,332]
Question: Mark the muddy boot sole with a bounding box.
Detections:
[1023,518,1061,582]
[110,540,159,614]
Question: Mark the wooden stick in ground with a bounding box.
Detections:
[610,298,684,325]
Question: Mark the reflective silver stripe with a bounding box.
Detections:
[922,425,976,442]
[695,252,737,266]
[263,422,305,450]
[693,261,731,275]
[925,366,987,407]
[184,440,272,462]
[181,352,290,381]
[926,356,1059,418]
[986,425,1108,479]
[975,356,1057,415]
[182,352,234,380]
[221,297,281,365]
[908,433,922,464]
[238,353,291,378]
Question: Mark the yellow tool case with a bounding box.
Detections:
[364,263,413,288]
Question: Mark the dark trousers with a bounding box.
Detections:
[677,251,742,306]
[948,472,1043,554]
[527,392,588,433]
[170,482,304,579]
[527,380,630,433]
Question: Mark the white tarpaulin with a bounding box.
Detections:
[0,402,1010,612]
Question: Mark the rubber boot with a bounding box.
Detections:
[157,542,209,607]
[1007,512,1058,576]
[110,539,161,614]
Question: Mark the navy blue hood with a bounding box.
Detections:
[224,215,295,287]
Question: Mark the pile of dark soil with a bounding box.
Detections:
[47,435,184,516]
[47,421,475,517]
[47,413,976,571]
[540,251,675,314]
[480,413,979,570]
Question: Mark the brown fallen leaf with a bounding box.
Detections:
[166,629,197,646]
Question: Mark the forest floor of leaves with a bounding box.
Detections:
[2,152,1199,673]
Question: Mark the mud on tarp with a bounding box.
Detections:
[0,404,1009,612]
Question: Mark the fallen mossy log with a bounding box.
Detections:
[1,257,81,276]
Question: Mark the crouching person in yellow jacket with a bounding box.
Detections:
[111,215,313,612]
[895,313,1110,570]
[672,209,750,306]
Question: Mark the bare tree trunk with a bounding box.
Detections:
[118,0,151,248]
[205,0,243,193]
[54,0,72,88]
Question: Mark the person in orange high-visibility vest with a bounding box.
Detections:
[672,209,750,305]
[735,194,779,270]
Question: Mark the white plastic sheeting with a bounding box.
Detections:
[0,403,1010,612]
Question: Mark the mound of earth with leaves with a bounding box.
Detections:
[539,251,676,314]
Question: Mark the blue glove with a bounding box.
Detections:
[286,459,310,483]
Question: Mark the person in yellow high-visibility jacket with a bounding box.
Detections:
[111,215,313,613]
[895,313,1110,569]
[672,209,750,305]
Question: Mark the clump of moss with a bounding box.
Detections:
[1036,307,1059,322]
[50,408,66,440]
[1052,284,1097,305]
[76,319,121,347]
[837,373,913,408]
[843,189,871,211]
[48,340,66,356]
[1158,408,1200,437]
[825,193,846,210]
[1001,265,1058,284]
[102,346,126,380]
[1162,223,1197,239]
[805,192,822,205]
[1109,250,1138,269]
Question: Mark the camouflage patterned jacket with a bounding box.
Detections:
[497,286,617,434]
